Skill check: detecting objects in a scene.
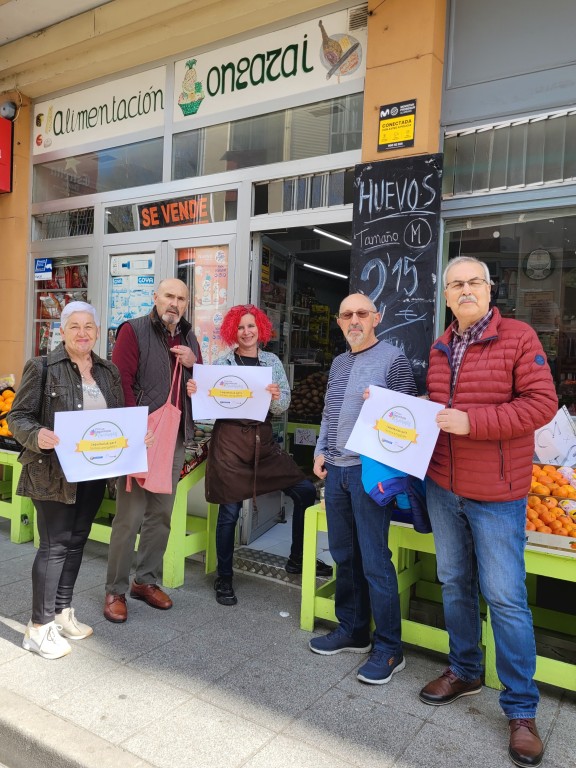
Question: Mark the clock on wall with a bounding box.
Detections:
[524,248,553,280]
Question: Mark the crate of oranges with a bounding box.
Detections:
[527,463,576,554]
[0,387,21,452]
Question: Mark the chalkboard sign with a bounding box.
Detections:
[351,154,443,393]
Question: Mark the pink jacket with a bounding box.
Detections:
[427,308,558,501]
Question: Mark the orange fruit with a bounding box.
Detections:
[539,526,552,534]
[555,528,569,536]
[525,521,536,531]
[539,510,555,525]
[527,496,541,508]
[549,520,562,531]
[541,497,558,508]
[526,509,539,522]
[542,465,557,474]
[532,484,549,496]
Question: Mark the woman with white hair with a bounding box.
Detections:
[8,302,127,659]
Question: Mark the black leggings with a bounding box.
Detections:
[32,479,106,624]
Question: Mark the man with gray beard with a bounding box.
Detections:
[104,279,201,623]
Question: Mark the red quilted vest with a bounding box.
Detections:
[427,308,558,502]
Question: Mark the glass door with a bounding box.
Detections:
[174,240,232,365]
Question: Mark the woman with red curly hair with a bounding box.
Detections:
[187,304,331,605]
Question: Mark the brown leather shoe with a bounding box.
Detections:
[104,593,127,623]
[419,667,482,705]
[508,718,544,767]
[129,581,173,610]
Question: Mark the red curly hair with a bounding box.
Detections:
[219,304,274,347]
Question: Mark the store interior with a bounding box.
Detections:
[245,221,352,557]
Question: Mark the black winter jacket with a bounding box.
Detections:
[8,343,124,503]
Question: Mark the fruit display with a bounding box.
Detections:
[0,388,15,438]
[527,463,576,550]
[288,371,328,422]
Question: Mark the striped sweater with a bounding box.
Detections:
[315,341,417,467]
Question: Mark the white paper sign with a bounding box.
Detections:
[54,407,149,482]
[534,406,576,466]
[192,364,272,421]
[345,386,443,479]
[294,427,318,446]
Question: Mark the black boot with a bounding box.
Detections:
[214,576,237,606]
[285,555,333,578]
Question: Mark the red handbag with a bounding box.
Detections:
[126,362,182,495]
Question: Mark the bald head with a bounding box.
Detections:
[154,278,189,329]
[337,293,380,352]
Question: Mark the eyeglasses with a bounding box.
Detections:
[337,309,377,320]
[445,278,490,291]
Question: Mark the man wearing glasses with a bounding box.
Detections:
[421,256,557,768]
[309,292,417,687]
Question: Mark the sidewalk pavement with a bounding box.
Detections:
[0,520,574,768]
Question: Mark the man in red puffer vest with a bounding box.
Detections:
[420,257,557,768]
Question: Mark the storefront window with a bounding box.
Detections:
[446,208,576,411]
[104,190,237,234]
[172,92,363,181]
[32,138,163,203]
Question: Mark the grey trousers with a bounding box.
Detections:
[105,438,185,595]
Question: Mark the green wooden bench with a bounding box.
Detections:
[301,502,576,692]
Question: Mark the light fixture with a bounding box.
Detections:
[312,227,352,247]
[302,263,348,280]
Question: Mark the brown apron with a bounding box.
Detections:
[205,418,305,505]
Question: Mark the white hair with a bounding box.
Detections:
[60,301,100,330]
[443,257,491,288]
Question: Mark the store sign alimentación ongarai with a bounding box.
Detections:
[32,9,366,155]
[173,9,366,123]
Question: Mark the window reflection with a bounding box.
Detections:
[446,209,576,412]
[172,92,363,181]
[33,138,163,203]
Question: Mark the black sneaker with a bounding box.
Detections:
[285,555,333,578]
[214,577,237,606]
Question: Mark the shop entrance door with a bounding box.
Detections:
[237,235,295,545]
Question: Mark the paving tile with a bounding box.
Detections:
[0,579,34,617]
[398,721,514,768]
[47,665,192,744]
[127,631,253,694]
[543,693,576,767]
[243,734,353,768]
[76,605,183,664]
[0,552,35,586]
[0,641,119,706]
[122,697,274,768]
[0,627,28,665]
[285,686,426,768]
[199,655,335,732]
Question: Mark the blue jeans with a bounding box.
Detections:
[216,478,316,578]
[426,477,539,719]
[324,464,401,656]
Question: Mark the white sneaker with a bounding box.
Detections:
[55,607,93,640]
[22,621,72,659]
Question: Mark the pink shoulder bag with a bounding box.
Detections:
[126,361,182,495]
